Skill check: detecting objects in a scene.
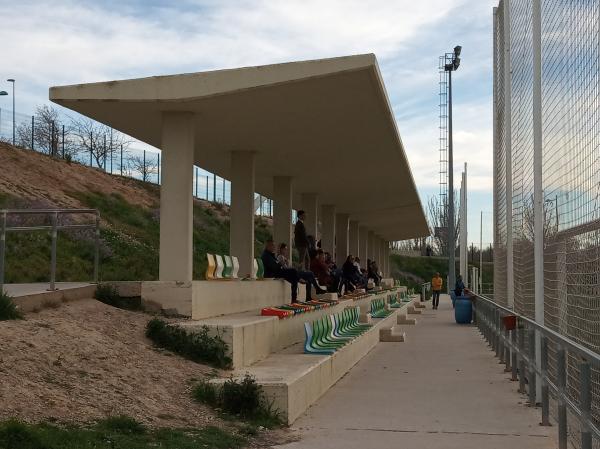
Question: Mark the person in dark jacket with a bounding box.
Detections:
[294,210,310,270]
[262,240,305,303]
[310,249,342,294]
[454,275,466,297]
[277,242,326,297]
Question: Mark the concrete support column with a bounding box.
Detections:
[301,193,318,240]
[359,226,369,267]
[273,176,293,251]
[159,111,195,282]
[335,213,349,267]
[230,151,256,278]
[320,205,336,255]
[385,243,391,277]
[349,221,359,258]
[368,231,376,261]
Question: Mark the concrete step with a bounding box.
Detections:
[212,302,409,424]
[379,325,406,342]
[397,313,417,325]
[178,290,400,369]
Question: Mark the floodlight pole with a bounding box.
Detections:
[447,68,455,291]
[444,46,460,292]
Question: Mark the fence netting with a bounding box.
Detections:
[494,0,600,444]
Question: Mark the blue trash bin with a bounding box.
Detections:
[454,296,472,324]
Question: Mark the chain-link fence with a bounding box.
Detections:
[494,0,600,446]
[0,106,274,217]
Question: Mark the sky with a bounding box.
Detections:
[0,0,497,245]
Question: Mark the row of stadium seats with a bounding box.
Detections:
[205,254,267,280]
[304,306,371,354]
[261,298,339,319]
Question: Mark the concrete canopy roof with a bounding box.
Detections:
[50,54,429,241]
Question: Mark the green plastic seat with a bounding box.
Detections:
[255,258,265,279]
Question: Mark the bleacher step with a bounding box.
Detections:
[212,302,409,424]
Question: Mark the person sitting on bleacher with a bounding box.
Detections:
[310,249,342,295]
[367,259,382,286]
[342,255,365,291]
[262,240,318,304]
[277,243,327,297]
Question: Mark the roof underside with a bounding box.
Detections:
[50,54,429,241]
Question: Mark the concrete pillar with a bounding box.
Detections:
[320,205,336,255]
[273,176,293,251]
[159,111,195,282]
[359,226,369,267]
[301,193,318,240]
[335,213,349,267]
[349,220,359,258]
[230,151,255,278]
[368,231,376,261]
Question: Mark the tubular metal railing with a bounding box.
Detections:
[473,293,600,449]
[0,209,100,292]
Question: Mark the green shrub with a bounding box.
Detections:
[192,380,220,408]
[192,374,281,428]
[221,375,261,417]
[0,419,47,449]
[97,415,145,434]
[145,318,232,369]
[0,291,23,321]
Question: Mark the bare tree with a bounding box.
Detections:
[426,193,460,256]
[15,105,74,156]
[127,153,158,182]
[69,115,132,168]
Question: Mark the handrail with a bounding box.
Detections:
[471,292,599,449]
[474,293,600,365]
[0,209,100,292]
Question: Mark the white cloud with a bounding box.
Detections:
[0,0,496,204]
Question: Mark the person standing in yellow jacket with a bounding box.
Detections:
[431,272,443,310]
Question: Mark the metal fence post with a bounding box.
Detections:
[93,212,100,283]
[511,328,518,381]
[62,124,65,159]
[528,328,536,406]
[50,121,55,156]
[580,360,592,449]
[157,154,160,184]
[540,335,550,425]
[0,211,6,292]
[556,347,567,449]
[519,326,526,394]
[504,327,511,372]
[195,167,198,197]
[49,212,58,291]
[31,116,34,150]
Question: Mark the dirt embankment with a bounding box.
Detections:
[0,299,218,428]
[0,143,157,209]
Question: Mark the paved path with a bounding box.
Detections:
[3,282,91,297]
[275,295,557,449]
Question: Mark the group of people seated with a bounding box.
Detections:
[261,239,385,304]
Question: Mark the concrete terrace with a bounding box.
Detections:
[275,295,557,449]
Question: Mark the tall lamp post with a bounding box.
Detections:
[0,90,7,140]
[6,79,15,145]
[443,45,461,292]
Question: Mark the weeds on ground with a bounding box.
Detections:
[193,374,282,429]
[145,318,232,369]
[0,290,23,321]
[0,417,245,449]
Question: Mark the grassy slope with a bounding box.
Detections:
[0,146,273,283]
[390,254,493,292]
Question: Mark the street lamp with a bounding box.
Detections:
[443,45,461,292]
[6,79,15,145]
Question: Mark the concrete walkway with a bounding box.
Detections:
[274,295,557,449]
[3,282,91,297]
